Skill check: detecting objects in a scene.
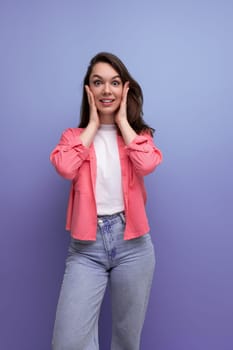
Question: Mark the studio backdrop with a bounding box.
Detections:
[0,0,233,349]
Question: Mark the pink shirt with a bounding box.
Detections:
[50,128,162,240]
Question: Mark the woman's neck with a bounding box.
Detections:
[99,113,115,124]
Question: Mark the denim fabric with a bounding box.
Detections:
[52,213,155,350]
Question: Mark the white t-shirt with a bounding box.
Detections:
[93,124,124,215]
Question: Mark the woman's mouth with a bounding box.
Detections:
[99,99,115,106]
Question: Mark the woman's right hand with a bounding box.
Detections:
[79,86,99,147]
[85,85,100,128]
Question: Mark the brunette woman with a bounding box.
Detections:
[50,52,162,350]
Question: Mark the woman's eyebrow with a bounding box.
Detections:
[91,74,121,80]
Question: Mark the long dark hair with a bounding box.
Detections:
[78,52,154,136]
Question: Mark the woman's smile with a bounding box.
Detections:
[99,98,115,106]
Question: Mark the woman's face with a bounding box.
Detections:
[89,62,123,121]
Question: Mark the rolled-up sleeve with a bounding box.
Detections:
[50,128,90,180]
[126,134,162,176]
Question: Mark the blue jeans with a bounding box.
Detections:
[52,212,155,350]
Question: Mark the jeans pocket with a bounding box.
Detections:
[133,233,151,243]
[68,238,90,255]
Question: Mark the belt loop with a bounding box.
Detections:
[119,212,125,224]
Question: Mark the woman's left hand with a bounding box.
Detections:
[115,81,130,126]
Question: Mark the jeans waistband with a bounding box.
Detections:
[97,211,125,223]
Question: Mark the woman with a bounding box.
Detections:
[50,52,162,350]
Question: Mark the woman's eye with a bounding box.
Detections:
[93,80,102,86]
[112,81,120,86]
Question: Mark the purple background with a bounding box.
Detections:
[1,0,233,349]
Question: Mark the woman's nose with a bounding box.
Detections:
[103,83,111,94]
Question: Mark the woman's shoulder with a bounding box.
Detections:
[62,127,84,136]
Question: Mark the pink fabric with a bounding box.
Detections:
[50,128,162,240]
